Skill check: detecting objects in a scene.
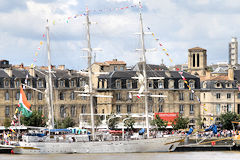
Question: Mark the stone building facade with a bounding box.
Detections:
[0,60,89,126]
[95,68,201,128]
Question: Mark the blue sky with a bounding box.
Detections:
[0,0,240,70]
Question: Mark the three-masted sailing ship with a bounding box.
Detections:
[12,6,182,154]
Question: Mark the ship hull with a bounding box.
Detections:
[13,137,181,154]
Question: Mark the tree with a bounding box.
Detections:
[55,117,75,129]
[150,115,168,131]
[172,116,189,130]
[124,117,135,131]
[21,111,46,127]
[4,118,11,128]
[220,112,240,130]
[107,115,119,130]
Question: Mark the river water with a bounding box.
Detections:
[1,152,240,160]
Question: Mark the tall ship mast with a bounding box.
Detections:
[138,12,150,139]
[46,21,55,129]
[85,8,95,139]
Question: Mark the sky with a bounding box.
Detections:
[1,0,240,70]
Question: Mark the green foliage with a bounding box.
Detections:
[124,117,135,131]
[4,118,11,128]
[55,117,76,129]
[220,112,240,130]
[150,115,168,131]
[172,116,189,130]
[21,111,46,127]
[107,115,119,130]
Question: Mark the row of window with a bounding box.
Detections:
[59,105,77,118]
[2,79,85,88]
[114,92,195,101]
[115,79,195,89]
[5,92,43,101]
[216,104,232,114]
[4,91,84,101]
[114,104,195,114]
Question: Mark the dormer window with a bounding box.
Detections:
[225,82,231,88]
[116,80,121,89]
[189,80,195,89]
[148,80,153,89]
[81,80,86,87]
[38,80,43,88]
[71,80,75,87]
[59,80,64,87]
[126,80,132,89]
[178,80,184,89]
[158,80,164,89]
[5,80,9,87]
[215,82,222,88]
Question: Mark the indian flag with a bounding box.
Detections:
[18,86,32,117]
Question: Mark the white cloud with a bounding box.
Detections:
[1,0,240,70]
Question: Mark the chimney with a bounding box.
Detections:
[228,66,234,80]
[113,59,117,61]
[58,65,65,70]
[205,71,212,79]
[29,65,35,77]
[4,67,12,77]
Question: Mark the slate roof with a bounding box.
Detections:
[201,80,236,89]
[0,69,10,78]
[12,69,28,78]
[132,62,168,71]
[99,70,198,79]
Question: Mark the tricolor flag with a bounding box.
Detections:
[18,86,32,117]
